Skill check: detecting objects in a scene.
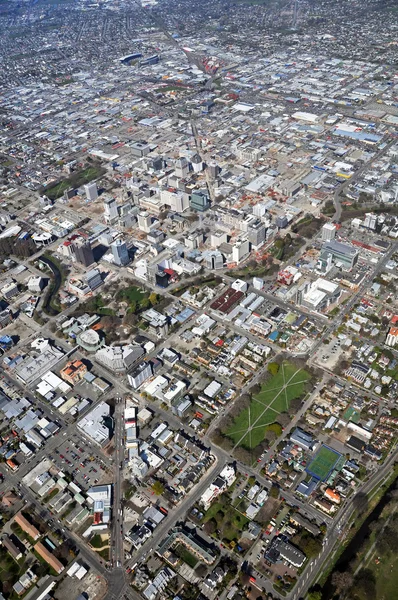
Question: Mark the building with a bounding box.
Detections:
[76,329,104,352]
[300,278,341,312]
[86,269,102,291]
[27,276,46,293]
[34,543,64,574]
[111,238,129,266]
[321,223,336,242]
[84,182,98,202]
[232,239,250,264]
[364,213,377,230]
[138,212,153,233]
[290,427,316,451]
[265,535,306,568]
[14,512,40,540]
[160,188,190,213]
[103,197,118,224]
[0,309,13,329]
[60,360,87,385]
[87,484,112,524]
[203,250,224,270]
[174,156,189,178]
[2,536,23,560]
[128,361,153,389]
[247,220,266,248]
[319,240,359,271]
[71,238,95,267]
[77,401,111,446]
[95,344,145,374]
[200,465,236,509]
[2,281,18,300]
[190,189,210,212]
[191,153,203,173]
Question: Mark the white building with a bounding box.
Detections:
[321,223,336,242]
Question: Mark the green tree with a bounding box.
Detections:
[140,297,151,310]
[149,292,158,306]
[267,362,280,376]
[129,300,137,314]
[151,481,165,495]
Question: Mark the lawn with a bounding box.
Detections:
[116,285,147,304]
[174,544,198,568]
[370,553,398,599]
[306,445,342,481]
[226,362,310,449]
[44,164,105,200]
[203,495,249,544]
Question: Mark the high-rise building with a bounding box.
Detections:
[364,213,377,230]
[247,220,266,248]
[86,269,103,291]
[203,250,224,270]
[175,157,189,179]
[138,212,153,233]
[207,162,219,179]
[191,153,203,173]
[71,238,95,267]
[111,238,129,266]
[232,239,250,264]
[321,223,336,241]
[190,189,210,212]
[103,197,118,224]
[160,189,190,213]
[84,182,98,202]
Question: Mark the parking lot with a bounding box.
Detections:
[49,436,112,491]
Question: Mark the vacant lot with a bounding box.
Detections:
[226,363,310,449]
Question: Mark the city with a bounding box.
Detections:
[0,1,397,600]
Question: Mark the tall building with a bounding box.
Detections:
[247,220,266,248]
[207,162,219,178]
[138,212,152,233]
[191,153,203,173]
[86,269,102,291]
[160,189,190,213]
[84,182,98,202]
[71,238,95,267]
[175,157,189,179]
[103,197,118,224]
[190,189,210,212]
[111,238,129,266]
[364,213,377,230]
[203,250,224,270]
[232,239,250,264]
[321,223,336,242]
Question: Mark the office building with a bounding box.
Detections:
[103,197,118,224]
[320,240,359,271]
[85,269,102,291]
[160,188,190,213]
[190,189,210,212]
[276,215,288,229]
[207,161,219,178]
[130,141,151,157]
[203,250,224,270]
[128,361,153,389]
[95,344,145,374]
[111,238,129,266]
[191,153,203,172]
[84,182,98,202]
[232,239,250,264]
[138,211,153,233]
[300,278,341,312]
[364,213,377,230]
[321,223,336,241]
[71,238,95,267]
[174,156,189,178]
[248,219,266,248]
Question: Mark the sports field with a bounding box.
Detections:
[226,362,310,449]
[306,445,342,481]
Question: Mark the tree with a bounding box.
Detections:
[140,297,151,310]
[332,570,353,592]
[268,362,280,376]
[149,292,158,306]
[129,300,137,314]
[307,591,322,600]
[352,491,369,516]
[269,484,279,499]
[151,481,164,495]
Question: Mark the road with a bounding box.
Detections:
[112,394,126,568]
